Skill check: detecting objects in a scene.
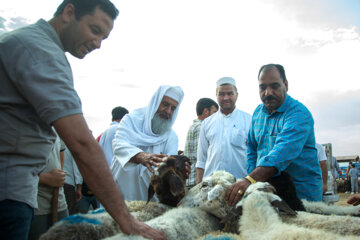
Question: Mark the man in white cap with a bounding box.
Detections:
[196,77,252,183]
[111,85,184,201]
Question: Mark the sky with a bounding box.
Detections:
[1,0,359,157]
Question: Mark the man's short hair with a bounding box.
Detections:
[196,98,218,116]
[112,106,128,121]
[54,0,119,20]
[258,63,287,83]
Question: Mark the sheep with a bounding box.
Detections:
[302,199,360,216]
[237,188,359,240]
[40,201,172,240]
[178,170,236,219]
[105,207,221,240]
[147,155,190,207]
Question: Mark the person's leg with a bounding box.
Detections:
[351,178,355,193]
[90,196,100,210]
[0,199,34,240]
[63,184,78,215]
[28,209,69,240]
[77,195,91,213]
[28,214,49,240]
[355,179,359,193]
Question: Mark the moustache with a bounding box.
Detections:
[159,112,170,119]
[264,95,277,101]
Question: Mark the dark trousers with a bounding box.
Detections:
[28,209,68,240]
[346,179,352,192]
[64,184,78,215]
[77,195,99,214]
[0,199,34,240]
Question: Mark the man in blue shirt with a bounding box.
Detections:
[226,63,322,206]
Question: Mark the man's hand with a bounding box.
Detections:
[347,194,360,207]
[225,179,251,206]
[39,169,66,187]
[75,184,82,202]
[131,152,167,173]
[125,215,167,240]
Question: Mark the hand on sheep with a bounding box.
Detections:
[347,194,360,210]
[225,179,251,206]
[39,168,66,187]
[132,152,167,173]
[127,217,167,240]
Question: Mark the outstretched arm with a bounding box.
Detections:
[53,114,166,240]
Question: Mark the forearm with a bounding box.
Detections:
[319,161,328,184]
[54,114,134,234]
[196,168,204,183]
[248,166,277,182]
[39,173,51,186]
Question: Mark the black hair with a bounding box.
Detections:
[196,98,219,116]
[112,106,128,121]
[258,63,287,83]
[54,0,119,20]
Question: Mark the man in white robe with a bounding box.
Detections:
[111,85,184,201]
[196,77,252,182]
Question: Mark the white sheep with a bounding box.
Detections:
[105,207,221,240]
[178,170,236,218]
[238,189,359,240]
[302,199,360,216]
[40,201,172,240]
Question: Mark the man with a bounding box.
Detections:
[28,130,67,240]
[226,64,323,206]
[327,148,344,193]
[184,98,218,188]
[99,106,129,166]
[111,85,184,201]
[316,143,328,194]
[0,1,165,239]
[196,77,252,183]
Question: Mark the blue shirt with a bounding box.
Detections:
[247,94,322,201]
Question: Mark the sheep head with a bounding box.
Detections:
[147,155,190,207]
[221,181,297,224]
[178,170,236,218]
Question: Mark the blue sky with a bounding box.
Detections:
[1,0,359,156]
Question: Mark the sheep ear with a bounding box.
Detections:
[147,184,156,204]
[271,200,297,216]
[169,174,184,197]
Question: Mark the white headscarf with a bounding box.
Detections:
[115,85,184,146]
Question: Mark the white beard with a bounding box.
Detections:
[151,113,172,135]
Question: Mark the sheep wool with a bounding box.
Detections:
[238,190,359,240]
[178,170,236,218]
[302,199,360,216]
[40,201,172,240]
[105,207,221,240]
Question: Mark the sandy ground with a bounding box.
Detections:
[335,192,355,206]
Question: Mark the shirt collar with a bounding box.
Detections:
[36,19,64,51]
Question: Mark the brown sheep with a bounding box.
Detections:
[147,155,190,206]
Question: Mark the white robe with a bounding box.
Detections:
[196,108,252,179]
[111,132,178,201]
[111,85,183,201]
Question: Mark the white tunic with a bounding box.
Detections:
[196,108,251,179]
[111,85,183,201]
[111,132,178,201]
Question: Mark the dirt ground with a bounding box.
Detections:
[335,192,354,206]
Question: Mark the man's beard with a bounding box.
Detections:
[151,113,172,135]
